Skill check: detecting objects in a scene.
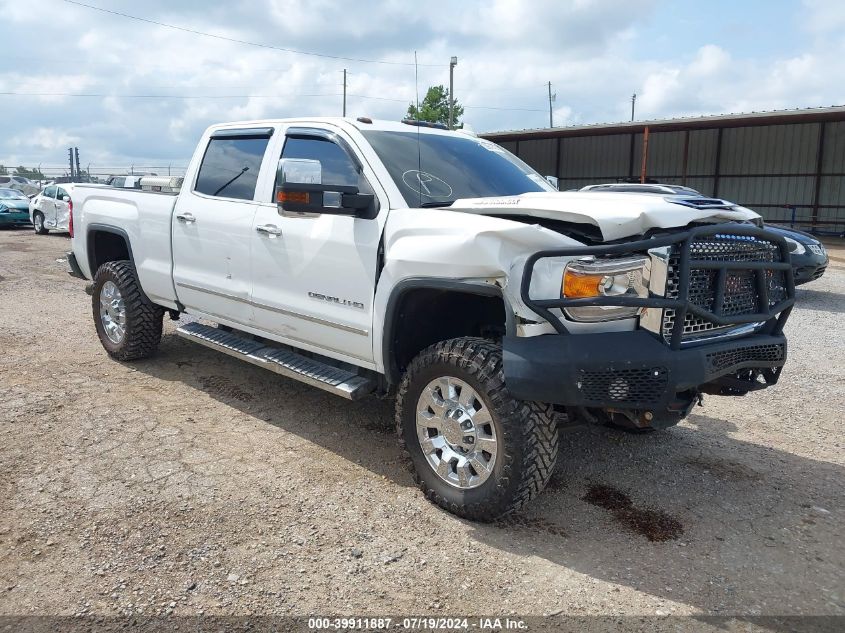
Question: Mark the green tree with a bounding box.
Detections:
[15,166,45,180]
[406,85,464,128]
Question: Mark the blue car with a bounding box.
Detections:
[0,188,32,228]
[763,225,829,285]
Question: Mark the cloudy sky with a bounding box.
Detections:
[1,0,843,175]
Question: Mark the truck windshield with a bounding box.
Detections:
[360,130,555,207]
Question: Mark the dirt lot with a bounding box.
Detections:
[0,229,843,621]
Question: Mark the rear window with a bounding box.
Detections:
[194,135,270,201]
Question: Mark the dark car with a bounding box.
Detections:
[577,183,830,286]
[763,225,829,285]
[0,188,33,228]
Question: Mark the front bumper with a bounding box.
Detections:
[791,252,828,285]
[504,330,787,419]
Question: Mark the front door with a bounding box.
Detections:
[249,127,386,365]
[171,128,274,326]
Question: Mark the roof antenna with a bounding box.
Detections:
[414,50,422,208]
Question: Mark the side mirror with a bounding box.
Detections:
[276,157,375,217]
[276,182,374,216]
[61,195,70,202]
[545,175,559,190]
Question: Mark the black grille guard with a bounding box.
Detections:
[520,224,796,351]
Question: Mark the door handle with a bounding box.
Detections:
[175,212,196,223]
[256,224,282,236]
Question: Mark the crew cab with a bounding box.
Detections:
[68,117,795,521]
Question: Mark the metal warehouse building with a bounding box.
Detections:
[482,105,845,235]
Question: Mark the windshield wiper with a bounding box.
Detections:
[213,166,249,197]
[419,201,455,208]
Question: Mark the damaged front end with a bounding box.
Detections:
[503,224,795,429]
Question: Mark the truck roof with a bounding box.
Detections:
[207,117,468,137]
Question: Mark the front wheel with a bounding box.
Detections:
[92,260,164,361]
[32,212,48,235]
[396,337,559,522]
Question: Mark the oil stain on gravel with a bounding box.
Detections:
[199,375,255,403]
[582,484,683,542]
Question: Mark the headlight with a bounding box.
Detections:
[783,236,805,255]
[561,256,650,322]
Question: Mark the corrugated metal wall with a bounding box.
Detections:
[501,119,845,234]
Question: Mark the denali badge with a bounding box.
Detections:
[308,292,365,310]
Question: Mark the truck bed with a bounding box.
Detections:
[72,185,180,308]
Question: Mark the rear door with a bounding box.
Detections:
[39,185,57,226]
[171,127,275,326]
[54,187,70,231]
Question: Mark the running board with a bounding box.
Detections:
[175,322,375,400]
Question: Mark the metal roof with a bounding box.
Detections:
[482,105,845,141]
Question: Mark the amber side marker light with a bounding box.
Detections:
[276,190,310,204]
[562,270,606,298]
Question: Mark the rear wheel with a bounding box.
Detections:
[92,260,163,360]
[397,337,559,522]
[33,212,48,235]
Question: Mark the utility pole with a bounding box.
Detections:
[449,56,458,130]
[68,148,75,180]
[342,68,347,117]
[631,93,636,121]
[74,147,81,182]
[547,81,556,128]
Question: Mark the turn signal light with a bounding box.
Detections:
[276,190,309,204]
[562,270,605,298]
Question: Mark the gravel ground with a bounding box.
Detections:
[0,229,842,621]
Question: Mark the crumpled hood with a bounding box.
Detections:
[447,191,760,241]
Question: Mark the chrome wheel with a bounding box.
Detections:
[416,376,498,489]
[99,281,126,344]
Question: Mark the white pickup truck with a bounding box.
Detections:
[68,117,795,521]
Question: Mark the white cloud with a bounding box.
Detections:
[11,127,80,151]
[0,0,843,173]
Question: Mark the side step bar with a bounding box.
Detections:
[175,322,375,400]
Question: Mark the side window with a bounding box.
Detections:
[279,137,360,189]
[111,177,124,188]
[195,135,270,201]
[57,187,68,200]
[44,185,57,198]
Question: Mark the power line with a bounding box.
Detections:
[61,0,442,67]
[347,93,545,111]
[0,91,341,99]
[0,90,547,112]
